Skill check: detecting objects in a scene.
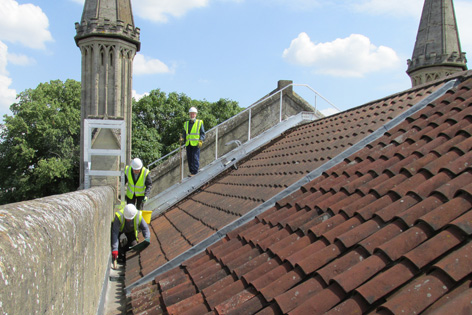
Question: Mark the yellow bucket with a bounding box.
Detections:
[142,210,152,224]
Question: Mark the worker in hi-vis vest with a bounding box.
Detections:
[124,158,152,210]
[111,204,150,262]
[180,107,206,176]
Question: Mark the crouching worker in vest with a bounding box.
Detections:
[125,157,152,210]
[111,204,150,263]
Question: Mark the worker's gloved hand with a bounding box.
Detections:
[144,196,148,203]
[198,140,203,148]
[179,137,183,143]
[112,251,118,260]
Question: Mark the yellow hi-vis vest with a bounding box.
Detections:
[115,209,143,240]
[125,165,150,199]
[184,119,203,146]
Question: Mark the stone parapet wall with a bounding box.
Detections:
[0,186,115,315]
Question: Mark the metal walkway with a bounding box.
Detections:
[145,111,320,218]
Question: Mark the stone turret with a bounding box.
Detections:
[75,0,140,189]
[407,0,467,87]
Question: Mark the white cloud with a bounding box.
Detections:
[0,0,53,50]
[0,41,16,119]
[352,0,423,18]
[132,90,149,101]
[133,0,210,23]
[259,0,321,10]
[320,107,340,117]
[456,1,472,58]
[133,54,173,75]
[283,32,401,77]
[7,53,35,66]
[353,0,472,66]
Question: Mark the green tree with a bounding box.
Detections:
[131,89,243,166]
[0,79,81,204]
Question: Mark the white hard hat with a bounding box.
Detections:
[189,107,198,113]
[131,158,143,170]
[123,204,138,220]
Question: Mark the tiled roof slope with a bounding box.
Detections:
[126,75,472,314]
[124,80,446,286]
[126,73,472,314]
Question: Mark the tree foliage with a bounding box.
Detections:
[131,89,243,166]
[0,79,81,204]
[0,82,243,205]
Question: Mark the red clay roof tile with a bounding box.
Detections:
[161,279,197,307]
[186,258,219,279]
[285,239,326,267]
[433,242,472,282]
[206,279,246,309]
[166,292,206,315]
[335,218,383,248]
[418,196,472,231]
[288,283,345,314]
[274,236,311,263]
[215,288,261,314]
[375,195,420,223]
[356,193,398,220]
[296,243,342,275]
[283,209,318,232]
[225,293,267,315]
[316,247,368,284]
[450,210,472,235]
[126,74,472,315]
[410,171,453,198]
[201,274,237,300]
[327,191,364,215]
[250,262,292,292]
[209,237,241,259]
[274,276,325,313]
[378,270,454,314]
[226,247,262,271]
[194,267,228,292]
[158,269,189,291]
[323,294,368,315]
[267,232,305,257]
[359,221,405,254]
[376,224,430,261]
[403,227,465,269]
[241,258,282,284]
[395,195,444,227]
[423,279,472,314]
[356,260,417,305]
[232,252,271,278]
[332,253,390,293]
[307,214,347,238]
[260,268,304,302]
[321,216,364,244]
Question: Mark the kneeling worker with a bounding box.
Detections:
[125,157,152,210]
[111,204,150,262]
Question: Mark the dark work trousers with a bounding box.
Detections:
[186,145,200,175]
[118,232,138,258]
[126,195,145,210]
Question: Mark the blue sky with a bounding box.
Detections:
[1,0,471,122]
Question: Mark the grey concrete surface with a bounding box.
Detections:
[104,261,126,315]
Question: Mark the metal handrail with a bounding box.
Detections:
[147,83,337,172]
